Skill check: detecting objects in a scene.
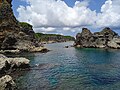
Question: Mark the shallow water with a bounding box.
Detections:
[15,41,120,90]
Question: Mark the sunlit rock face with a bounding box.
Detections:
[75,27,120,49]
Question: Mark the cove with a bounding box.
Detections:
[14,41,120,90]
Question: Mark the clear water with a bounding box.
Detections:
[16,41,120,90]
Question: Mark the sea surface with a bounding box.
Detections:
[14,41,120,90]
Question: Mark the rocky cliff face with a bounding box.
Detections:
[75,27,120,49]
[35,33,75,43]
[0,0,44,52]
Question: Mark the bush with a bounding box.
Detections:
[19,22,33,29]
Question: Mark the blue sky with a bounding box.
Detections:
[12,0,28,17]
[64,0,106,12]
[12,0,120,36]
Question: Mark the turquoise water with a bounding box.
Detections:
[16,42,120,90]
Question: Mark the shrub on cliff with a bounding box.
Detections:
[19,22,33,29]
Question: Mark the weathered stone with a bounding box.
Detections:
[0,49,20,54]
[75,27,120,49]
[75,28,94,47]
[0,75,16,90]
[30,46,49,53]
[0,55,30,74]
[108,37,120,49]
[6,58,30,68]
[0,54,7,58]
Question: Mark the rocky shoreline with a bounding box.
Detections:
[0,1,50,89]
[35,33,75,44]
[0,54,30,90]
[74,27,120,49]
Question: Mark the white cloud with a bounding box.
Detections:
[63,27,70,31]
[17,0,96,28]
[17,0,120,35]
[34,27,56,33]
[75,0,90,7]
[96,0,120,28]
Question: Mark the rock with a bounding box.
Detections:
[0,49,20,54]
[0,75,16,90]
[0,58,8,74]
[75,27,120,49]
[6,58,30,68]
[30,47,49,53]
[76,45,81,48]
[0,0,47,53]
[0,55,30,74]
[19,22,36,41]
[75,28,94,47]
[108,37,120,49]
[0,54,7,58]
[65,46,69,48]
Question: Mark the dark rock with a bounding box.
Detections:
[75,28,94,47]
[65,46,69,48]
[75,27,120,49]
[0,0,48,52]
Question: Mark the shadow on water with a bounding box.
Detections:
[12,42,120,90]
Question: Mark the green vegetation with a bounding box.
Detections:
[19,22,33,29]
[35,33,75,42]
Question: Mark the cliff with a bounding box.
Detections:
[75,27,120,49]
[0,0,47,52]
[35,33,75,43]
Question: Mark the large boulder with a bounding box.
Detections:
[75,27,120,49]
[0,75,16,90]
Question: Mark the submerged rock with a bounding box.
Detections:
[0,75,16,90]
[75,27,120,49]
[65,46,69,48]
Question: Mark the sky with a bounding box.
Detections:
[12,0,120,36]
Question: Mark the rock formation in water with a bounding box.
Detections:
[0,54,30,90]
[0,0,48,53]
[74,27,120,49]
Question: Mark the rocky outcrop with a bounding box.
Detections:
[0,0,48,52]
[75,27,120,49]
[0,75,16,90]
[0,54,30,90]
[0,54,30,74]
[30,47,49,53]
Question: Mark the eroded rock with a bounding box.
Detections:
[0,54,30,74]
[75,27,120,49]
[0,75,16,90]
